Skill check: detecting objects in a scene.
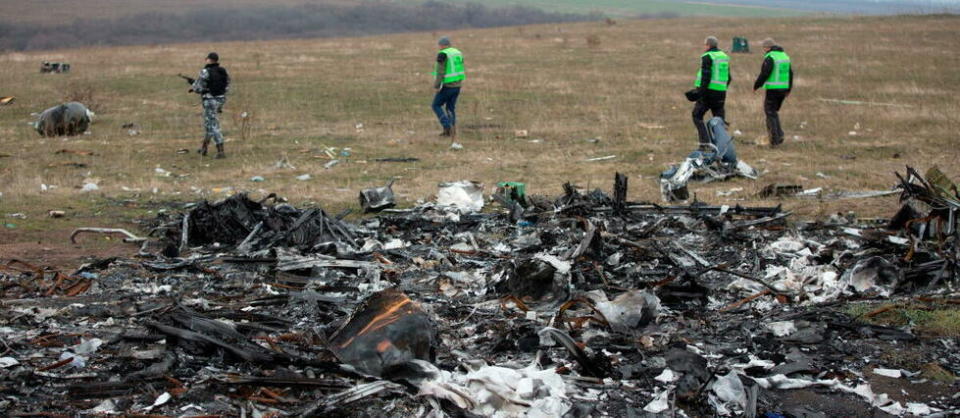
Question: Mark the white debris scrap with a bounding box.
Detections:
[585,289,660,333]
[766,321,797,337]
[749,374,938,415]
[654,368,678,383]
[872,368,902,379]
[417,361,572,417]
[437,180,484,213]
[710,370,747,415]
[643,387,672,413]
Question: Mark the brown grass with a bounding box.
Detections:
[0,14,959,244]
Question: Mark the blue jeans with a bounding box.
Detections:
[431,87,460,129]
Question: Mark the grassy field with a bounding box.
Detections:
[1,14,959,265]
[442,0,809,17]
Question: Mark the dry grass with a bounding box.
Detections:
[1,15,959,243]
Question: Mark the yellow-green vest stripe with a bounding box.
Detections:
[433,47,465,84]
[763,50,791,90]
[694,50,730,92]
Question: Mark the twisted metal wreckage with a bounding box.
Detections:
[0,167,957,417]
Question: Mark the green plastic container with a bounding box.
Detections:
[732,37,750,53]
[497,182,526,203]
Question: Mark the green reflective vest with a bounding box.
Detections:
[763,50,791,90]
[433,47,465,84]
[694,50,730,92]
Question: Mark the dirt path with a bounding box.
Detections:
[0,227,137,271]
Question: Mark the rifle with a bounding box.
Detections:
[177,73,195,85]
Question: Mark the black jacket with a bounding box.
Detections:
[699,47,732,94]
[753,46,793,91]
[203,63,230,96]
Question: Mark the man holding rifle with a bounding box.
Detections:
[180,52,230,158]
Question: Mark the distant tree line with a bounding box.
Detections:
[0,1,603,51]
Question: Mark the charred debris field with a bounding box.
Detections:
[0,167,957,417]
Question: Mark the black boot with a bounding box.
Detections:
[767,115,784,147]
[440,126,451,137]
[197,138,210,156]
[215,143,225,159]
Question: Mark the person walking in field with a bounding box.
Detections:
[431,36,465,141]
[185,52,230,158]
[691,36,731,150]
[753,38,793,147]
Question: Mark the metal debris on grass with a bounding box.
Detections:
[0,168,957,416]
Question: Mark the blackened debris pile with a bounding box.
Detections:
[0,168,957,417]
[171,192,361,254]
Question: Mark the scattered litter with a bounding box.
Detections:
[359,180,396,213]
[324,159,340,169]
[249,176,265,182]
[80,182,99,192]
[515,129,529,138]
[48,210,65,218]
[275,156,296,169]
[296,174,311,181]
[819,98,913,108]
[585,155,616,162]
[450,142,463,150]
[717,187,744,197]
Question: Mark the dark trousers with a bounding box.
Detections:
[764,89,788,145]
[692,90,726,145]
[432,86,460,129]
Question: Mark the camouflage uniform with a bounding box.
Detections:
[185,53,230,156]
[191,66,229,146]
[200,96,226,145]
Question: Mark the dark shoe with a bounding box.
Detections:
[215,144,225,159]
[440,126,451,137]
[197,139,209,156]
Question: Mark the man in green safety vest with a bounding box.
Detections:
[753,38,794,147]
[432,36,465,141]
[692,36,732,149]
